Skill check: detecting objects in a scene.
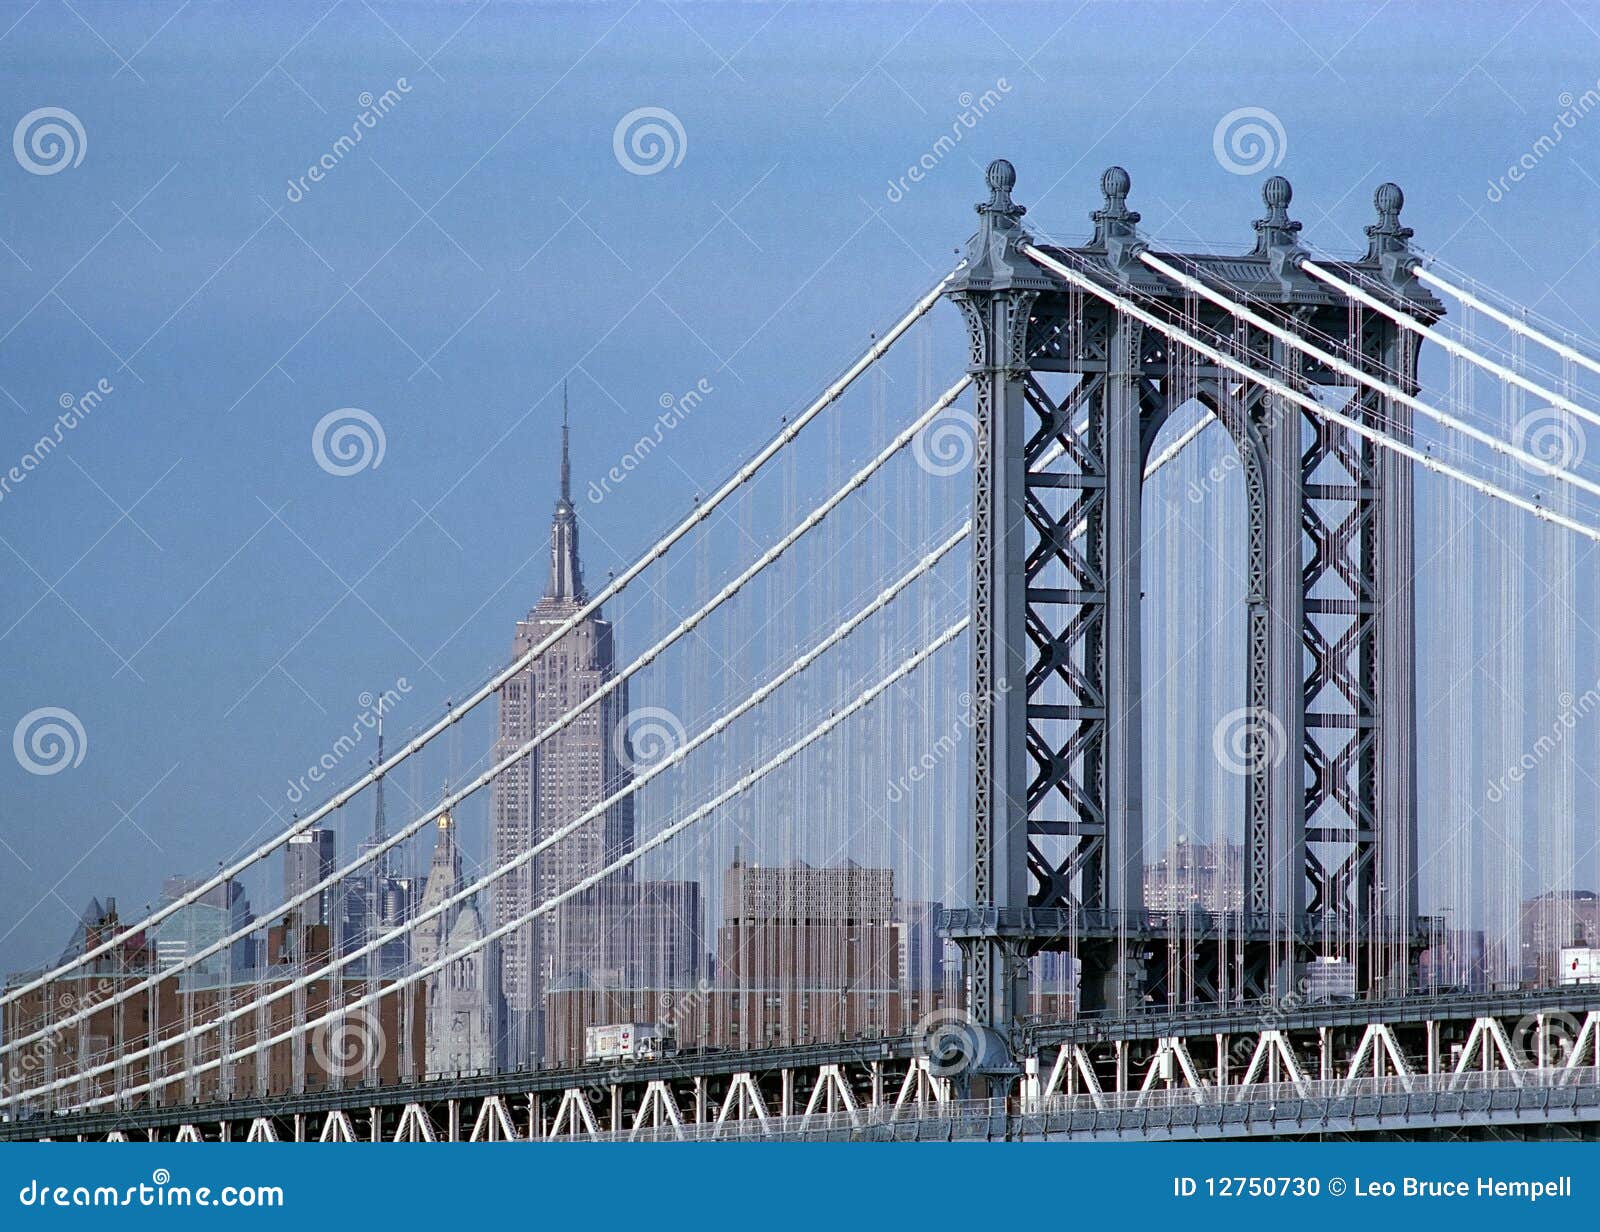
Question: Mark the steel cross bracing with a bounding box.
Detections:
[946,162,1441,1040]
[14,157,1600,1138]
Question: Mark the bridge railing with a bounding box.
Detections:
[1022,1064,1600,1118]
[555,1066,1600,1143]
[577,1097,1011,1144]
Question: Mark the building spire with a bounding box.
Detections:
[561,379,571,506]
[546,385,586,602]
[372,710,386,843]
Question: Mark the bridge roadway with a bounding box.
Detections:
[621,1070,1600,1142]
[5,986,1598,1142]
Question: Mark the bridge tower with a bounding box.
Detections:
[945,161,1439,1054]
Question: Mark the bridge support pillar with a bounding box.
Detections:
[941,160,1430,1039]
[947,160,1055,1056]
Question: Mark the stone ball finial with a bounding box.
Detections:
[1365,181,1413,259]
[1101,165,1130,201]
[1263,175,1292,209]
[977,158,1025,222]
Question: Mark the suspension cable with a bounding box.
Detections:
[1,269,963,1008]
[1412,259,1600,374]
[1145,407,1216,476]
[1022,245,1600,544]
[25,380,1221,1106]
[16,518,970,1106]
[74,618,968,1110]
[1140,252,1600,502]
[0,374,973,1066]
[1300,260,1600,433]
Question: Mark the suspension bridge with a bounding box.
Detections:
[5,158,1600,1143]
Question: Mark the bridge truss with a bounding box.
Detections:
[9,987,1598,1143]
[8,157,1600,1141]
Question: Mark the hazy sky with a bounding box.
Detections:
[2,0,1599,977]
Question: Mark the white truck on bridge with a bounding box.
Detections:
[584,1023,676,1063]
[1559,947,1600,985]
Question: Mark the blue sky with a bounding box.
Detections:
[2,0,1599,976]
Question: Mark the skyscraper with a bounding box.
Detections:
[717,860,901,1048]
[491,396,634,1066]
[416,806,502,1076]
[284,830,337,926]
[152,877,255,979]
[342,718,413,976]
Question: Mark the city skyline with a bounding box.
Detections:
[6,2,1600,1168]
[7,4,1600,983]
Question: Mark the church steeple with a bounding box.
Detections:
[547,382,586,603]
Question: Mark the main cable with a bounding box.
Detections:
[1022,245,1600,545]
[20,520,970,1106]
[0,374,972,1064]
[76,619,968,1110]
[1,269,962,1008]
[1412,260,1600,377]
[1301,259,1600,434]
[1141,252,1600,502]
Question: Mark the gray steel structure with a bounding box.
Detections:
[18,159,1585,1148]
[946,162,1440,1035]
[12,986,1599,1143]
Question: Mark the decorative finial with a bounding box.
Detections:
[1091,165,1139,249]
[1365,182,1413,254]
[1375,181,1404,221]
[977,158,1025,221]
[1364,181,1418,279]
[1252,175,1302,254]
[949,159,1051,297]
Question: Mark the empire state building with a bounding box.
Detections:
[490,404,634,1067]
